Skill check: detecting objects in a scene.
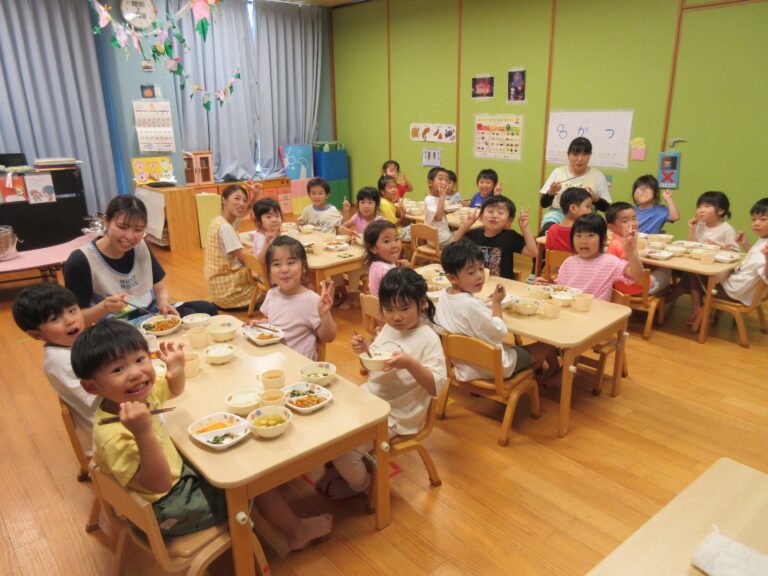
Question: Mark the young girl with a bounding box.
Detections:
[364,220,411,297]
[317,267,446,499]
[339,187,383,239]
[382,159,412,199]
[251,198,282,262]
[547,213,642,301]
[256,236,337,360]
[687,191,739,250]
[632,174,680,234]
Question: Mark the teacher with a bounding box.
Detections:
[65,196,217,325]
[539,137,611,233]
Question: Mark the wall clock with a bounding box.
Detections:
[120,0,158,30]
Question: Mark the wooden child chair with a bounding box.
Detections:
[542,249,571,282]
[360,294,382,337]
[439,334,540,447]
[90,463,268,576]
[410,223,442,266]
[710,279,768,348]
[627,268,668,340]
[244,253,269,317]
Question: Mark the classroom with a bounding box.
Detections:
[0,0,766,575]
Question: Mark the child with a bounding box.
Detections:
[453,195,537,280]
[631,174,680,234]
[382,159,412,199]
[377,175,404,232]
[718,198,768,305]
[257,236,337,359]
[424,166,453,247]
[317,267,446,499]
[445,169,465,205]
[12,284,97,448]
[364,220,411,297]
[606,202,670,295]
[72,320,332,546]
[544,187,593,250]
[435,240,559,385]
[339,187,383,239]
[687,191,739,250]
[550,213,643,301]
[251,198,282,262]
[469,169,501,208]
[297,178,342,233]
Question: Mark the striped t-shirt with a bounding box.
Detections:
[556,253,631,301]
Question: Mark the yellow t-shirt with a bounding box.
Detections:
[379,198,400,233]
[92,375,182,502]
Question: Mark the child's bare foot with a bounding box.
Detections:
[686,309,701,328]
[288,514,333,551]
[537,368,562,390]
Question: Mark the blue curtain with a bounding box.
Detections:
[0,0,118,212]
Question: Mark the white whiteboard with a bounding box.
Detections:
[545,110,633,169]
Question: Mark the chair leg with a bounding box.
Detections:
[657,298,666,324]
[621,346,629,378]
[528,382,541,419]
[643,301,657,340]
[498,400,516,447]
[436,383,451,420]
[732,312,750,348]
[86,496,101,533]
[414,445,442,487]
[112,526,130,576]
[757,305,768,334]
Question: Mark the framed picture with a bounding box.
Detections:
[507,68,526,103]
[471,75,494,99]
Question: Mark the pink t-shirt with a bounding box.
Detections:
[252,231,267,255]
[556,253,631,301]
[260,287,321,359]
[368,261,395,297]
[348,213,382,236]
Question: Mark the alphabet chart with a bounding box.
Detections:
[132,100,176,153]
[545,110,633,168]
[473,114,523,161]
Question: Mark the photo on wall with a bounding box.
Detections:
[507,68,526,103]
[471,75,494,99]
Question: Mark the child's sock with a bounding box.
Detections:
[287,514,333,550]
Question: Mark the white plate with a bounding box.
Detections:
[140,315,183,336]
[324,242,349,251]
[188,412,249,451]
[242,324,285,346]
[671,240,699,249]
[282,382,333,414]
[645,250,673,260]
[715,251,741,263]
[444,204,462,213]
[485,294,518,309]
[550,285,582,295]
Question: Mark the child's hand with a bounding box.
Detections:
[533,276,550,286]
[317,280,335,316]
[490,284,506,305]
[351,331,368,353]
[461,199,469,207]
[518,207,530,230]
[383,351,413,372]
[157,341,185,380]
[119,401,153,437]
[437,180,447,197]
[761,243,768,258]
[103,292,127,314]
[494,181,503,196]
[584,186,597,202]
[736,231,751,251]
[688,216,698,229]
[396,259,412,268]
[462,209,480,229]
[662,189,673,201]
[548,181,562,196]
[621,225,637,251]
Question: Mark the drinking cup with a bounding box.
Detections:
[258,369,285,390]
[188,327,208,349]
[261,389,287,407]
[312,243,324,255]
[700,252,715,265]
[184,352,200,378]
[573,293,594,312]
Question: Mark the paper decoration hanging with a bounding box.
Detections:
[474,114,523,161]
[409,123,456,143]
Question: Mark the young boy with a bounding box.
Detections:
[377,175,404,232]
[606,202,670,295]
[382,159,412,198]
[72,320,332,545]
[297,177,342,233]
[252,197,282,263]
[434,240,559,384]
[424,166,453,247]
[469,168,502,208]
[545,187,593,251]
[445,170,465,206]
[12,284,97,448]
[453,195,537,279]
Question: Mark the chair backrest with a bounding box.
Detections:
[746,278,768,311]
[442,333,506,397]
[360,294,382,336]
[243,253,268,287]
[411,223,441,256]
[628,269,652,306]
[611,288,631,306]
[59,400,91,478]
[543,249,571,282]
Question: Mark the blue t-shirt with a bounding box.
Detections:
[636,204,670,234]
[469,191,490,208]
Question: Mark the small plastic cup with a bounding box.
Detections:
[542,301,561,319]
[312,243,324,255]
[573,293,594,312]
[261,389,287,407]
[700,252,715,265]
[258,369,285,390]
[188,326,208,349]
[184,352,200,378]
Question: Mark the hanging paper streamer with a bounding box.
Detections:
[89,0,238,112]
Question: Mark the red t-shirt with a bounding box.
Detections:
[397,183,408,199]
[545,224,572,251]
[607,237,642,295]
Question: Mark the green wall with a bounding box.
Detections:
[332,0,767,240]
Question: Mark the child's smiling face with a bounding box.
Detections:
[358,198,377,219]
[608,208,638,237]
[633,185,655,207]
[257,209,282,233]
[477,177,495,196]
[480,203,511,234]
[572,231,601,259]
[83,348,156,405]
[371,228,402,264]
[268,245,306,294]
[751,212,768,238]
[448,260,486,294]
[308,186,329,208]
[31,304,85,347]
[382,181,399,202]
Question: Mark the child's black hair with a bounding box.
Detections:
[570,213,607,254]
[567,137,592,156]
[71,319,149,379]
[104,195,147,228]
[307,177,331,196]
[631,174,660,204]
[696,191,732,220]
[427,166,448,181]
[378,267,435,324]
[363,219,398,266]
[377,175,396,192]
[12,283,79,332]
[560,187,592,214]
[221,184,248,200]
[750,198,768,216]
[476,168,498,186]
[605,202,635,225]
[479,194,516,219]
[382,160,400,173]
[446,170,457,183]
[441,239,484,276]
[356,187,381,209]
[252,198,282,227]
[265,236,308,285]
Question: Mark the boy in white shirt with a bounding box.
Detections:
[423,166,453,247]
[434,240,559,385]
[297,177,342,233]
[718,198,768,305]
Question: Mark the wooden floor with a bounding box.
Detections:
[1,244,766,576]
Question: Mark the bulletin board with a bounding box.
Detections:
[545,110,633,168]
[474,114,523,161]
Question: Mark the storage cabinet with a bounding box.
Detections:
[183,151,214,185]
[135,185,200,252]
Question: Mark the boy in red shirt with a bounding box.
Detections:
[545,188,592,251]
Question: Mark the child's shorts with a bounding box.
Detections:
[153,461,228,537]
[504,346,532,378]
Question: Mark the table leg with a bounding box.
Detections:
[611,324,626,397]
[226,486,259,576]
[558,348,576,437]
[374,420,391,529]
[535,243,545,278]
[698,275,716,343]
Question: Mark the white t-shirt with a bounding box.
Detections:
[434,290,518,380]
[424,195,452,246]
[299,204,342,233]
[721,238,768,305]
[260,287,321,360]
[218,221,244,268]
[365,323,446,435]
[694,221,738,251]
[539,166,611,209]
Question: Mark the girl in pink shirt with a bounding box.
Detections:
[339,187,383,239]
[549,214,642,301]
[364,220,412,297]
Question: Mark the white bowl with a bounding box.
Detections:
[299,362,337,385]
[514,298,539,316]
[182,313,211,328]
[248,406,292,439]
[648,234,674,244]
[359,352,392,371]
[208,323,237,342]
[204,344,236,365]
[300,225,315,234]
[573,293,594,312]
[551,292,575,307]
[335,234,350,243]
[665,245,687,256]
[225,390,262,416]
[689,248,705,260]
[647,241,667,251]
[526,286,552,300]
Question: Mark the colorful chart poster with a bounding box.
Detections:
[409,123,456,143]
[24,172,56,204]
[474,114,523,161]
[1,174,28,203]
[131,156,175,184]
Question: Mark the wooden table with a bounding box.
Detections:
[163,322,391,575]
[588,457,768,575]
[404,209,482,230]
[418,265,631,437]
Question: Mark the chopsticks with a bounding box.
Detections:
[124,297,156,318]
[98,406,175,425]
[252,323,280,334]
[353,330,373,358]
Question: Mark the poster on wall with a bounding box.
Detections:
[422,148,442,167]
[409,123,456,143]
[545,110,633,168]
[474,114,523,161]
[24,172,56,204]
[0,174,27,203]
[471,75,494,99]
[132,100,176,153]
[507,68,526,103]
